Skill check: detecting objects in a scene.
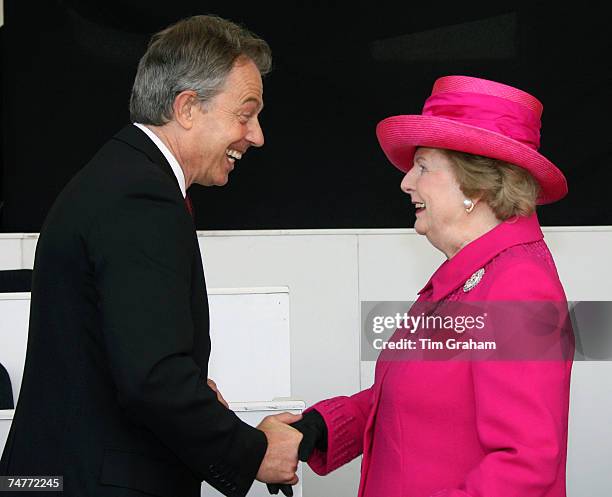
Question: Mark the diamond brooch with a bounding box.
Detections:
[463,268,485,292]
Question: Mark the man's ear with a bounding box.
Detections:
[172,90,199,130]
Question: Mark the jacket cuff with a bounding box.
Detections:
[207,422,268,497]
[305,398,363,475]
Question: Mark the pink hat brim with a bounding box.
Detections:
[376,115,568,205]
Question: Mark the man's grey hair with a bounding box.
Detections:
[129,15,272,125]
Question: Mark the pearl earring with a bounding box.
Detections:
[463,199,475,213]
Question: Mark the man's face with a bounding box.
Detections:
[186,57,264,186]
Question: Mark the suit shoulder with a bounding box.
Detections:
[56,135,183,216]
[41,135,186,241]
[88,137,173,188]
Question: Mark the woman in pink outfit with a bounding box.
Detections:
[291,76,574,497]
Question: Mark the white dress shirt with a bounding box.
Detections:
[133,123,186,198]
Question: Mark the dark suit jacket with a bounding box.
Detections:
[0,363,13,409]
[0,125,267,497]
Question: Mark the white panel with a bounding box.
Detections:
[208,289,291,402]
[358,232,445,301]
[20,235,39,270]
[542,229,612,300]
[359,361,375,390]
[0,294,30,403]
[199,234,360,407]
[0,237,23,270]
[567,362,612,496]
[0,410,13,455]
[534,231,612,497]
[0,290,286,405]
[229,400,305,413]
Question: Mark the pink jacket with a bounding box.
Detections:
[307,213,573,497]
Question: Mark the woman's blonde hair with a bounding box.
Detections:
[441,149,540,220]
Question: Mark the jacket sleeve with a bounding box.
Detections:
[305,387,374,475]
[87,181,267,497]
[431,262,573,497]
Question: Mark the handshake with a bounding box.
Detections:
[255,410,327,496]
[207,379,326,495]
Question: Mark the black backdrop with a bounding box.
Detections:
[1,1,610,231]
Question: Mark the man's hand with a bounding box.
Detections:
[256,412,303,485]
[207,378,229,408]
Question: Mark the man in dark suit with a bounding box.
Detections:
[0,15,302,497]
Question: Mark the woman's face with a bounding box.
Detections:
[400,148,467,250]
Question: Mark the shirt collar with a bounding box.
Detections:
[133,123,186,198]
[418,213,544,301]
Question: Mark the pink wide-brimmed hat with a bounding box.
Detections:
[376,75,567,204]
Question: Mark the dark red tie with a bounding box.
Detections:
[185,194,194,218]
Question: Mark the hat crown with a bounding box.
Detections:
[431,76,543,117]
[422,76,543,151]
